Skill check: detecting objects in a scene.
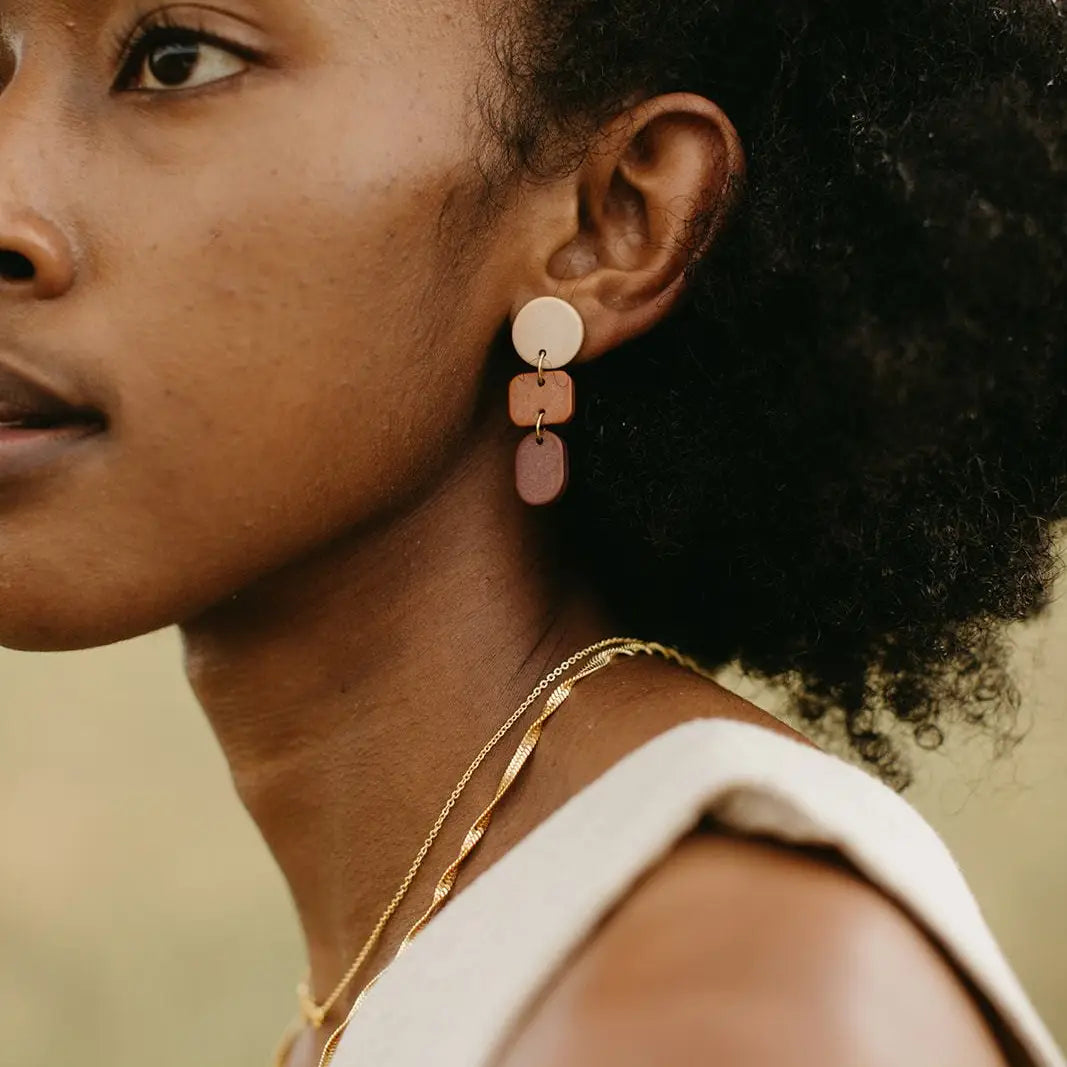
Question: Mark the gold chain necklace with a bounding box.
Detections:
[273,637,712,1067]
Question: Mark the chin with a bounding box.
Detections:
[0,628,144,655]
[0,596,172,653]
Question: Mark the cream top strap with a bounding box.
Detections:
[333,718,1065,1067]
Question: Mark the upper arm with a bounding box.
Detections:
[496,832,1010,1067]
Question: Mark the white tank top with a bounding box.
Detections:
[332,718,1065,1067]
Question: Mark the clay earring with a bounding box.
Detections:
[508,296,584,506]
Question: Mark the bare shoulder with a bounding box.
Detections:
[496,831,1008,1067]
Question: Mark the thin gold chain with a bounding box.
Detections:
[274,638,713,1067]
[274,637,639,1065]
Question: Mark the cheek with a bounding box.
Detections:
[121,155,473,510]
[0,87,497,651]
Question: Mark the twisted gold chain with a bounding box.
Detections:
[273,638,712,1067]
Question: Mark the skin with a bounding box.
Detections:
[0,1,1009,1064]
[499,836,1011,1067]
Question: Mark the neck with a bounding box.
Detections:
[179,424,616,1022]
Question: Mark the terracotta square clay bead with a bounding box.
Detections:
[508,371,576,428]
[515,431,569,506]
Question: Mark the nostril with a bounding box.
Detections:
[0,249,34,282]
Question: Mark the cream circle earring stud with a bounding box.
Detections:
[511,296,586,370]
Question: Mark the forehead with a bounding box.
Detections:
[3,0,98,22]
[4,0,479,27]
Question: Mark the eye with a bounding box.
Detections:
[115,26,252,93]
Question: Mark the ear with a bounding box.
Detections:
[511,93,745,362]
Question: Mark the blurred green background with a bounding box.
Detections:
[2,603,1065,1066]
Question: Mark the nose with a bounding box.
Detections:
[0,206,76,300]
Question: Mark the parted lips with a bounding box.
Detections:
[0,364,98,427]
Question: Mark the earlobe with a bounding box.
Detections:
[546,93,745,362]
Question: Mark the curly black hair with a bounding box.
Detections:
[486,0,1067,787]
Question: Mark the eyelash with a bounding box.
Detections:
[111,10,261,92]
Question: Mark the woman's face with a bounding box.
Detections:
[0,0,525,650]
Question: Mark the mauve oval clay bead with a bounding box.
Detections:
[515,431,569,506]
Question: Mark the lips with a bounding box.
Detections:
[0,362,104,431]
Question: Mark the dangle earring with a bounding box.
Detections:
[508,296,584,506]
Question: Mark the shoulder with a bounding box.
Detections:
[497,831,1008,1067]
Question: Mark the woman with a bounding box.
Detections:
[2,0,1065,1064]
